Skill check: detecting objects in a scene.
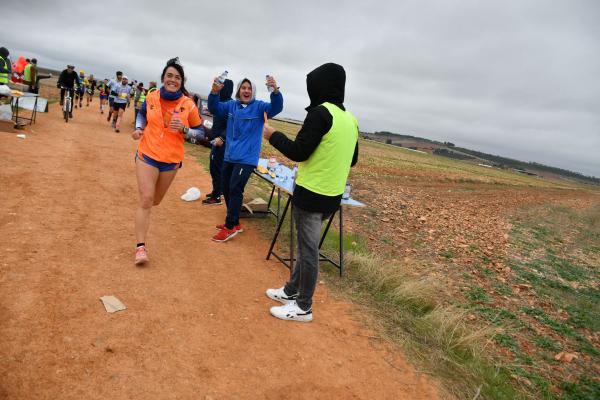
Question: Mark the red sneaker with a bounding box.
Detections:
[212,227,238,242]
[215,223,244,233]
[135,246,148,265]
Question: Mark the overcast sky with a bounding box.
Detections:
[3,0,599,177]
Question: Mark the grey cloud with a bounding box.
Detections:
[4,0,599,177]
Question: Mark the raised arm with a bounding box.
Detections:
[207,78,229,118]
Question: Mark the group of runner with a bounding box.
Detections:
[58,65,156,131]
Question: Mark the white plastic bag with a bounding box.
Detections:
[181,187,201,202]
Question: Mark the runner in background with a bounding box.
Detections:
[75,70,86,108]
[133,82,145,124]
[107,71,123,123]
[98,78,109,114]
[85,74,96,107]
[130,57,205,265]
[147,80,157,94]
[111,75,132,133]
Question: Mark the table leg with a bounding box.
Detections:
[339,205,344,277]
[33,96,38,124]
[277,188,281,222]
[266,195,291,260]
[289,199,294,278]
[266,185,275,216]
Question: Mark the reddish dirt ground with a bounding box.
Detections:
[0,103,441,399]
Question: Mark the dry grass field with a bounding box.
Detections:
[188,118,600,399]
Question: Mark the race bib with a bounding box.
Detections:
[119,92,128,99]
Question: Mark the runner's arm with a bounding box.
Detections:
[135,112,147,130]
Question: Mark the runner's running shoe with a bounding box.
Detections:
[135,246,148,265]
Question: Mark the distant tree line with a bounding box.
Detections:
[433,148,475,160]
[452,146,600,185]
[370,131,599,185]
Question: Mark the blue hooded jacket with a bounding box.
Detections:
[208,78,283,166]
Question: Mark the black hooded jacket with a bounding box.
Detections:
[269,63,359,214]
[57,69,80,89]
[208,78,234,141]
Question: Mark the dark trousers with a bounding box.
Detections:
[209,144,225,197]
[221,161,253,229]
[284,206,330,311]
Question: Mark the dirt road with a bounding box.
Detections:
[0,104,440,399]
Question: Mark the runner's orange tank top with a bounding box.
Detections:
[137,90,198,164]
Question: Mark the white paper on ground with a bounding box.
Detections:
[99,295,127,313]
[16,134,26,139]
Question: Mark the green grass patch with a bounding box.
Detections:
[465,286,490,303]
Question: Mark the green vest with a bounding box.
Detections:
[137,91,146,107]
[147,87,157,93]
[0,57,8,84]
[295,102,358,196]
[24,63,32,82]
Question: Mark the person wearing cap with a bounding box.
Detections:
[57,65,81,118]
[107,71,123,123]
[111,75,132,132]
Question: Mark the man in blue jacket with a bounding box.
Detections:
[208,76,283,242]
[203,78,234,206]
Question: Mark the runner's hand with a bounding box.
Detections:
[213,137,224,147]
[169,118,185,132]
[132,129,144,140]
[211,78,224,94]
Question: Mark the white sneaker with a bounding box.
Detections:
[266,286,297,305]
[270,301,313,322]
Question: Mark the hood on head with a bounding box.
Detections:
[305,63,345,111]
[235,78,256,103]
[0,47,9,58]
[220,78,234,101]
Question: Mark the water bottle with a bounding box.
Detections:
[217,70,228,84]
[266,75,274,93]
[171,109,180,133]
[268,156,277,171]
[343,181,351,200]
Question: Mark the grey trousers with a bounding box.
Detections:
[284,206,329,311]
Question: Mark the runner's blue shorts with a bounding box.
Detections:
[135,152,182,172]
